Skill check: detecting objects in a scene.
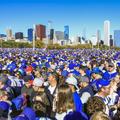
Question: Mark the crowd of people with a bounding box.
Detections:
[0,48,120,120]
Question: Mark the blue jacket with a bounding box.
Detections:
[72,92,88,120]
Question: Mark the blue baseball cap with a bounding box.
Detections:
[14,115,29,120]
[61,70,69,77]
[91,67,101,75]
[12,95,25,110]
[117,62,120,67]
[0,101,10,111]
[96,79,110,90]
[22,107,36,120]
[102,72,110,80]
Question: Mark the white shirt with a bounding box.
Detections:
[55,109,73,120]
[48,85,56,94]
[81,92,91,104]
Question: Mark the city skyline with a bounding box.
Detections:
[0,0,120,39]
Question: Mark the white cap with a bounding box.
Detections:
[66,76,78,89]
[33,78,44,87]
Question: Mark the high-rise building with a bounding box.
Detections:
[114,30,120,47]
[6,29,12,40]
[28,28,33,42]
[110,35,114,47]
[91,35,97,45]
[36,24,46,40]
[0,34,6,38]
[104,20,110,46]
[96,30,101,44]
[47,21,52,39]
[15,32,23,39]
[50,29,54,40]
[55,31,64,40]
[77,36,81,43]
[71,36,81,45]
[48,29,54,44]
[64,25,69,40]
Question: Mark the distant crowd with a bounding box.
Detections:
[0,48,120,120]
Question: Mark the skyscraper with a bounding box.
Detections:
[15,32,23,39]
[110,35,114,47]
[48,29,54,45]
[55,31,64,40]
[64,25,69,40]
[28,28,33,42]
[36,24,46,40]
[104,20,110,46]
[91,35,97,45]
[6,29,12,40]
[50,29,54,40]
[114,30,120,47]
[77,36,81,43]
[47,21,52,39]
[96,30,101,44]
[72,36,81,45]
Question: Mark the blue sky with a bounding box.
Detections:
[0,0,120,39]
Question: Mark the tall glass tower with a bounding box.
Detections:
[28,28,33,42]
[104,20,110,46]
[64,25,69,40]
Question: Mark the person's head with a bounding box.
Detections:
[34,71,41,78]
[100,85,111,96]
[32,87,50,115]
[23,75,33,88]
[24,80,33,88]
[0,74,8,89]
[87,61,92,69]
[0,90,9,101]
[0,81,4,89]
[66,76,78,91]
[0,101,10,119]
[56,68,62,75]
[103,59,107,67]
[74,65,79,71]
[64,111,88,120]
[91,73,102,80]
[15,72,23,79]
[109,80,118,94]
[86,96,106,117]
[79,66,87,75]
[96,79,111,97]
[91,68,102,79]
[26,66,33,75]
[48,72,57,86]
[99,60,105,67]
[91,60,98,69]
[78,76,89,89]
[79,81,89,89]
[32,78,44,91]
[107,62,115,72]
[90,111,111,120]
[56,84,74,114]
[113,75,120,84]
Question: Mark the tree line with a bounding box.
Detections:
[0,40,119,50]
